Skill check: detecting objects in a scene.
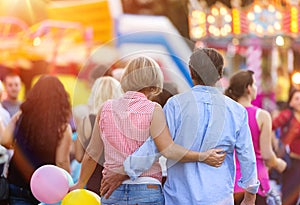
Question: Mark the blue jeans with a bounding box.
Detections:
[101,184,164,205]
[9,184,39,205]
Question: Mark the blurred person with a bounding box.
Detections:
[225,70,287,205]
[1,75,73,205]
[0,81,10,140]
[73,65,112,128]
[0,81,10,205]
[2,73,22,117]
[275,66,290,111]
[101,48,259,205]
[71,64,114,185]
[272,88,300,205]
[0,144,9,205]
[260,74,277,113]
[70,55,226,205]
[74,76,123,195]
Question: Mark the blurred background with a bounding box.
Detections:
[0,0,299,112]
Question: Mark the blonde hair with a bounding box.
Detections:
[120,55,163,95]
[88,76,123,114]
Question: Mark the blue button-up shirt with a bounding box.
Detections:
[124,85,259,204]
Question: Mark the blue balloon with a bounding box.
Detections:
[59,168,74,186]
[39,202,61,205]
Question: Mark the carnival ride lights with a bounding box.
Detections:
[275,35,285,46]
[33,37,41,47]
[232,8,241,35]
[207,5,232,37]
[292,71,300,84]
[290,6,299,33]
[188,1,300,40]
[247,4,282,36]
[189,10,206,39]
[0,15,94,73]
[189,2,245,39]
[188,1,300,109]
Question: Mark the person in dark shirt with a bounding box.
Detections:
[272,88,300,205]
[1,75,72,205]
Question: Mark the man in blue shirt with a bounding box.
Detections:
[101,48,259,204]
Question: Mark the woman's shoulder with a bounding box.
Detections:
[60,123,72,144]
[63,123,72,136]
[256,108,272,126]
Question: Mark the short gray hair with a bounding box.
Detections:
[189,48,224,86]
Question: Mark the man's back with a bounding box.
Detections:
[163,85,257,205]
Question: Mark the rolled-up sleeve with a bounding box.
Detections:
[123,137,161,180]
[235,109,260,194]
[124,98,177,180]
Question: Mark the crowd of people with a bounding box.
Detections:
[0,47,299,205]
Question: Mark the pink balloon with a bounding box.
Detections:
[30,165,69,204]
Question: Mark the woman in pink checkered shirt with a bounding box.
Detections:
[71,55,226,204]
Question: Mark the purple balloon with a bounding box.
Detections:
[30,165,69,204]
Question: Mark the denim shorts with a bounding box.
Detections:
[101,184,164,205]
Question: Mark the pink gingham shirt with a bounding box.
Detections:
[100,91,162,182]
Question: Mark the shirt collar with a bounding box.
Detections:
[192,85,222,94]
[124,91,148,100]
